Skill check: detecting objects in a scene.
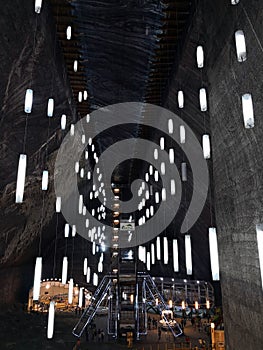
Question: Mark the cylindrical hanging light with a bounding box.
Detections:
[61,257,68,284]
[70,124,75,136]
[78,91,83,103]
[24,89,33,113]
[35,0,42,14]
[15,154,27,203]
[178,90,184,108]
[242,93,254,128]
[185,235,192,275]
[68,278,74,304]
[156,237,161,260]
[163,237,168,264]
[169,148,174,164]
[154,148,158,160]
[42,170,48,191]
[72,225,76,237]
[195,301,199,310]
[78,287,84,308]
[151,243,155,265]
[171,179,176,196]
[161,162,165,175]
[155,192,160,204]
[154,170,159,182]
[208,227,220,281]
[64,223,69,238]
[47,301,55,339]
[66,26,72,40]
[33,257,42,300]
[78,195,83,215]
[86,267,91,283]
[61,114,66,130]
[168,119,173,134]
[73,60,78,72]
[196,45,204,68]
[235,30,247,62]
[162,188,166,201]
[202,134,211,159]
[181,162,187,182]
[180,125,186,144]
[173,239,179,272]
[199,88,207,111]
[56,197,61,213]
[146,252,151,271]
[160,137,165,150]
[93,273,98,286]
[47,98,54,117]
[83,258,88,275]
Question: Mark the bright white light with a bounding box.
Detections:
[70,124,75,136]
[171,179,176,196]
[41,170,48,191]
[231,0,239,4]
[35,0,42,13]
[150,205,154,216]
[151,243,155,265]
[66,26,71,40]
[160,137,165,150]
[145,190,150,200]
[75,161,79,173]
[154,149,158,160]
[86,114,90,123]
[68,278,74,304]
[149,165,153,175]
[235,30,247,62]
[180,125,186,144]
[196,45,204,68]
[24,89,33,113]
[78,91,83,103]
[33,257,42,300]
[72,225,76,237]
[181,162,187,182]
[61,114,66,130]
[145,173,149,182]
[47,301,55,339]
[64,223,69,238]
[62,257,68,284]
[178,90,184,108]
[92,241,96,255]
[209,227,220,280]
[156,237,161,260]
[154,170,159,182]
[163,237,168,264]
[86,267,91,283]
[161,162,165,175]
[256,224,263,290]
[162,188,166,201]
[185,235,192,275]
[146,252,151,271]
[202,134,211,159]
[168,119,173,134]
[78,195,83,214]
[47,98,54,117]
[199,88,207,112]
[173,239,179,272]
[15,154,27,203]
[242,93,254,128]
[80,168,84,178]
[86,218,89,228]
[169,148,174,164]
[73,60,78,72]
[93,273,98,286]
[56,197,61,213]
[155,192,160,204]
[83,90,88,100]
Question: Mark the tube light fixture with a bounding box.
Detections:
[160,137,165,150]
[47,98,54,117]
[35,0,42,14]
[185,235,192,275]
[154,149,158,160]
[78,287,83,308]
[154,170,159,182]
[161,162,165,175]
[47,301,55,339]
[173,239,179,272]
[15,154,27,203]
[163,237,168,264]
[156,237,161,260]
[72,224,76,237]
[33,257,42,300]
[68,278,74,304]
[78,91,82,103]
[155,192,160,204]
[64,223,69,238]
[231,0,239,3]
[181,162,187,182]
[202,134,211,159]
[208,227,220,280]
[70,124,74,136]
[147,252,151,271]
[162,188,166,201]
[24,89,33,113]
[199,88,207,111]
[256,224,263,290]
[195,301,199,310]
[242,93,254,128]
[83,258,88,275]
[93,273,98,286]
[178,90,184,108]
[168,119,173,134]
[62,257,68,284]
[86,267,91,283]
[56,197,61,213]
[169,148,174,164]
[73,60,78,72]
[41,170,48,191]
[151,243,155,265]
[196,45,204,68]
[83,90,88,100]
[78,195,83,214]
[171,179,176,196]
[235,30,247,62]
[61,114,66,130]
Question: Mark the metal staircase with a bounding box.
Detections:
[107,282,119,337]
[72,275,112,337]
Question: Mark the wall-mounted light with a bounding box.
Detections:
[235,30,247,62]
[242,93,254,128]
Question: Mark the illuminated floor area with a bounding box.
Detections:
[0,308,211,350]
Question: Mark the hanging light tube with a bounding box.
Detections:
[199,88,207,111]
[231,0,239,4]
[47,98,54,117]
[61,257,68,284]
[168,119,173,134]
[151,243,155,265]
[68,278,74,304]
[178,90,184,108]
[154,148,158,160]
[171,179,176,196]
[235,30,247,62]
[66,26,71,40]
[61,114,66,130]
[41,170,48,191]
[146,252,151,271]
[78,195,83,214]
[173,239,179,272]
[15,154,27,203]
[163,237,168,264]
[156,237,161,260]
[64,223,69,238]
[208,227,220,280]
[73,60,78,72]
[70,124,75,136]
[78,287,84,308]
[162,188,166,201]
[196,45,204,68]
[35,0,42,14]
[24,89,33,113]
[242,93,254,128]
[47,301,55,339]
[83,258,88,275]
[185,235,192,275]
[72,225,76,237]
[161,162,165,175]
[180,125,186,144]
[93,273,98,286]
[56,197,61,213]
[202,134,211,159]
[169,148,175,164]
[86,267,91,283]
[256,224,263,290]
[181,162,187,182]
[33,257,42,300]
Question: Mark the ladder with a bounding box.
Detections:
[72,275,111,337]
